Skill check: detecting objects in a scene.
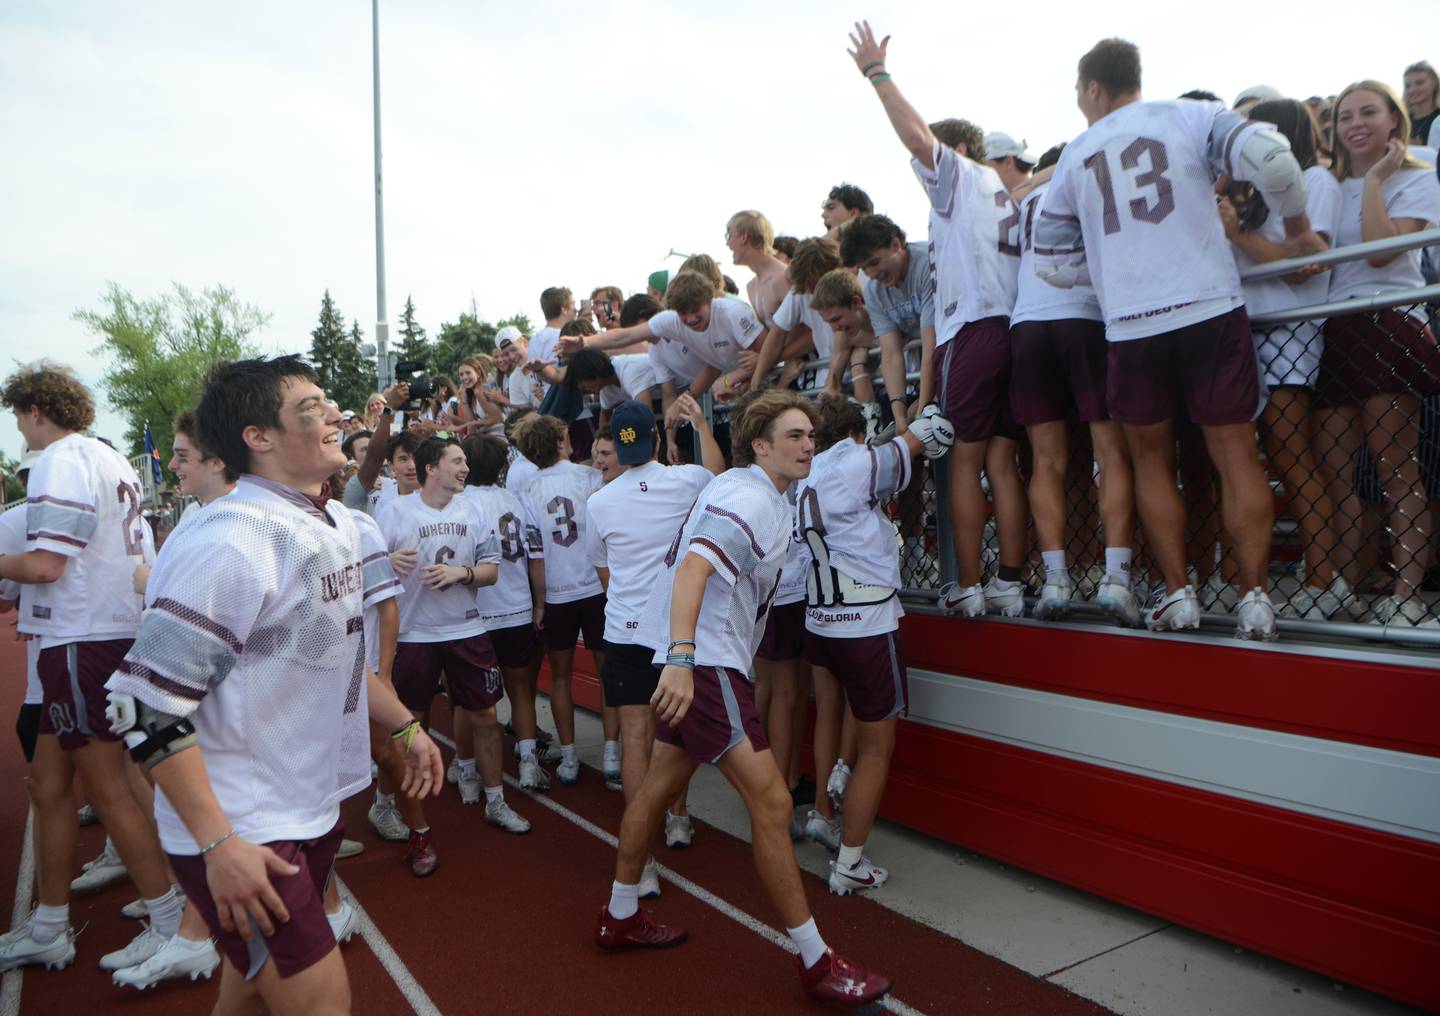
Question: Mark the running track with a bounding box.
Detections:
[0,637,1116,1014]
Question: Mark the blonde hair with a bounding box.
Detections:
[677,254,726,296]
[1331,80,1426,180]
[726,210,774,254]
[809,269,863,312]
[664,271,716,315]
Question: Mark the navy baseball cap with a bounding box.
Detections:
[611,401,656,465]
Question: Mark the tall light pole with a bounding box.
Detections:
[372,0,391,387]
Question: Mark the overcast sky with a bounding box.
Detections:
[2,0,1432,461]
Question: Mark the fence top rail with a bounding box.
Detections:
[1246,283,1440,325]
[1238,226,1440,282]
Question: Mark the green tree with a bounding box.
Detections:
[78,283,268,465]
[1,450,24,504]
[395,295,431,364]
[309,291,375,412]
[431,311,495,379]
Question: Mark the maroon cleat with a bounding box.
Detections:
[797,948,892,1006]
[594,907,688,950]
[405,829,438,878]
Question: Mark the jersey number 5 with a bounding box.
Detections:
[1083,137,1175,235]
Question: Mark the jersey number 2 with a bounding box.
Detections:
[1083,137,1175,235]
[116,482,145,557]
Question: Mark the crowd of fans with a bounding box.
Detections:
[0,28,1436,1014]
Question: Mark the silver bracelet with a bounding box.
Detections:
[199,829,237,856]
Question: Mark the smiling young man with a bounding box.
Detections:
[821,183,873,240]
[102,355,443,1016]
[594,389,892,1007]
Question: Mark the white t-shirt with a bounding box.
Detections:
[1037,100,1285,341]
[518,461,604,604]
[461,485,539,630]
[603,354,659,409]
[106,479,384,853]
[636,465,792,673]
[912,140,1021,344]
[1328,166,1439,302]
[585,460,713,645]
[352,511,401,671]
[371,476,400,515]
[504,452,538,492]
[22,434,154,647]
[1010,182,1104,326]
[646,300,766,373]
[0,505,40,705]
[376,491,500,642]
[1235,166,1343,342]
[647,337,704,389]
[774,289,833,387]
[506,366,536,410]
[529,326,562,400]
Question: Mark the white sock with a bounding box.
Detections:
[31,903,68,942]
[144,886,183,938]
[1105,547,1132,580]
[484,785,503,804]
[458,758,476,778]
[375,791,394,806]
[608,880,639,920]
[837,842,864,870]
[787,917,828,969]
[561,744,577,765]
[1041,550,1067,576]
[518,738,536,759]
[603,740,619,763]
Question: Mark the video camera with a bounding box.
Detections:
[394,359,437,410]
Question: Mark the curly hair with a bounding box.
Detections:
[812,394,866,452]
[730,389,817,467]
[512,413,567,469]
[1,363,96,433]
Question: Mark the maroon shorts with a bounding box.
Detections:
[755,601,806,662]
[393,635,503,712]
[1009,318,1110,425]
[1106,307,1260,425]
[1315,310,1440,408]
[171,821,343,981]
[803,628,908,723]
[655,665,769,765]
[487,622,542,670]
[37,639,132,751]
[539,593,606,652]
[935,316,1019,442]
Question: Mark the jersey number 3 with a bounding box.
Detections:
[1083,137,1175,235]
[547,496,578,547]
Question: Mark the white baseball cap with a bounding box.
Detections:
[985,131,1035,165]
[496,326,522,349]
[1234,85,1282,109]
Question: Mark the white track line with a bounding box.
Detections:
[426,728,928,1016]
[334,874,442,1016]
[0,809,36,1016]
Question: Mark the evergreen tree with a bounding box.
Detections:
[396,295,431,364]
[431,311,495,379]
[309,291,375,412]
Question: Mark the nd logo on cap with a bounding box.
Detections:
[619,426,638,445]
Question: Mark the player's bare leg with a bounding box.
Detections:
[452,705,474,771]
[1122,421,1190,592]
[545,647,577,748]
[947,440,991,587]
[614,741,698,884]
[616,706,655,806]
[70,740,172,899]
[714,738,809,928]
[1027,420,1069,559]
[501,665,539,745]
[838,715,897,854]
[212,945,350,1016]
[987,435,1029,576]
[26,735,77,908]
[1201,421,1275,591]
[810,667,844,823]
[466,705,505,792]
[1092,421,1136,558]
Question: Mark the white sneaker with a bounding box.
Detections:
[111,933,219,988]
[100,923,168,972]
[1282,576,1351,621]
[1199,576,1239,612]
[1381,595,1440,632]
[638,858,662,900]
[556,756,581,785]
[445,756,460,785]
[826,761,851,811]
[367,799,409,842]
[803,810,842,852]
[860,401,883,441]
[122,888,187,921]
[983,579,1026,618]
[0,918,75,972]
[457,769,481,805]
[1236,587,1278,642]
[602,755,622,792]
[827,856,890,896]
[938,582,985,618]
[336,838,364,860]
[327,901,357,944]
[664,812,693,849]
[518,754,550,791]
[71,839,127,894]
[1034,571,1073,621]
[485,797,531,834]
[1146,585,1201,631]
[1095,573,1142,627]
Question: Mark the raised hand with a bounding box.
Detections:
[847,20,890,74]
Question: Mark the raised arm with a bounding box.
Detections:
[847,21,936,168]
[559,321,654,356]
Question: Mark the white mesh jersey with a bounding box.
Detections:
[351,511,401,671]
[376,491,499,642]
[504,453,538,492]
[460,484,540,629]
[1035,100,1284,341]
[636,465,792,673]
[912,140,1021,345]
[646,301,766,373]
[105,479,388,853]
[519,462,604,604]
[1010,182,1104,326]
[773,486,809,607]
[0,506,41,705]
[647,336,703,389]
[22,434,154,647]
[585,460,713,644]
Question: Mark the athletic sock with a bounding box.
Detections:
[518,738,536,759]
[602,740,619,764]
[608,880,639,920]
[1105,547,1133,580]
[1041,550,1067,576]
[31,903,68,943]
[484,785,503,805]
[787,917,828,969]
[561,744,577,765]
[144,886,183,938]
[458,758,476,778]
[837,842,864,870]
[375,791,395,806]
[997,564,1023,583]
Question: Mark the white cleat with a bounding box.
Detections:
[485,798,532,834]
[1095,573,1143,627]
[367,799,410,842]
[983,579,1026,618]
[556,757,581,785]
[938,582,985,618]
[826,761,851,812]
[803,810,842,853]
[664,812,693,849]
[518,754,551,792]
[1379,595,1440,634]
[71,839,127,894]
[638,858,662,900]
[1235,587,1278,642]
[327,901,358,944]
[0,918,76,972]
[828,856,890,896]
[458,769,481,806]
[1146,585,1201,631]
[100,923,167,972]
[1034,571,1073,621]
[111,933,219,988]
[1282,576,1351,620]
[445,756,460,785]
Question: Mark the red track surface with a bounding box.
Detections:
[0,637,1116,1015]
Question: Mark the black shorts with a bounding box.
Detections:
[540,594,607,652]
[600,641,661,707]
[15,704,41,764]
